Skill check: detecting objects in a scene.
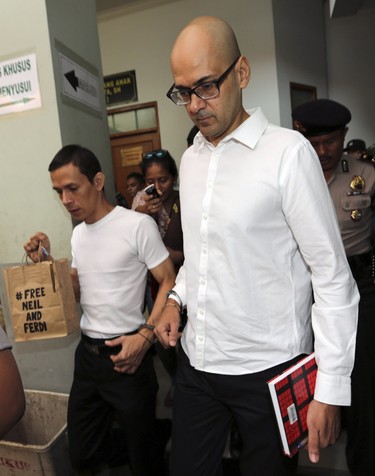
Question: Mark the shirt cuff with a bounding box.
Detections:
[314,369,351,406]
[172,285,185,307]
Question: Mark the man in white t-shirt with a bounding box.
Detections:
[24,144,175,476]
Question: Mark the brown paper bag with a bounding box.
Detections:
[3,259,79,342]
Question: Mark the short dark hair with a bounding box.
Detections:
[141,150,178,179]
[126,172,145,185]
[48,144,102,184]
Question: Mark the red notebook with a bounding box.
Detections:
[267,353,317,457]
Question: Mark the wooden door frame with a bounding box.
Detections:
[107,101,162,206]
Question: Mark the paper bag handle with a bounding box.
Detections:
[21,251,57,293]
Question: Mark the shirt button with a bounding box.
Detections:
[202,248,207,254]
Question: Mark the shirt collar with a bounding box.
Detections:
[231,107,269,149]
[191,107,269,150]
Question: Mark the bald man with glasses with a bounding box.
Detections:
[155,16,359,476]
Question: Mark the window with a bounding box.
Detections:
[107,102,158,136]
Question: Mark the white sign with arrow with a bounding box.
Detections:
[0,53,42,116]
[59,52,101,112]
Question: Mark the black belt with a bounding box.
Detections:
[81,331,137,358]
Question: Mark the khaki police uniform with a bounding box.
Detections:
[327,154,375,258]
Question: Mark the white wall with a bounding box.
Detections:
[272,0,328,129]
[0,0,71,264]
[325,3,375,146]
[46,0,116,202]
[97,0,279,164]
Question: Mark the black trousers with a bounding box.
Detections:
[67,340,164,476]
[170,347,299,476]
[345,265,375,476]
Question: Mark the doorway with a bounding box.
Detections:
[108,101,161,207]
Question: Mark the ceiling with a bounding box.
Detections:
[96,0,178,15]
[96,0,138,11]
[330,0,375,16]
[96,0,375,15]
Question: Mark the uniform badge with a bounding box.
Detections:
[350,175,365,192]
[347,175,365,196]
[350,209,362,222]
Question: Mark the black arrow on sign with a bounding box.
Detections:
[65,70,79,91]
[64,69,97,98]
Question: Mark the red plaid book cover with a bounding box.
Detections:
[267,353,317,457]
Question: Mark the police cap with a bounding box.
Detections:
[292,99,351,137]
[345,139,366,152]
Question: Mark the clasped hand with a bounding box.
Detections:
[106,333,151,374]
[154,303,182,349]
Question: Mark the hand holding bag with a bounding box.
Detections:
[3,258,79,342]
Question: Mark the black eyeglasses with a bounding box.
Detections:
[166,56,241,106]
[143,149,169,160]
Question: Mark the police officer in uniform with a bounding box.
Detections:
[293,99,375,476]
[345,139,367,160]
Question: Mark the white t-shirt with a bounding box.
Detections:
[71,206,169,338]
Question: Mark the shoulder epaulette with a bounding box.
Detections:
[358,152,375,167]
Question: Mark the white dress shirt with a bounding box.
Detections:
[174,107,359,406]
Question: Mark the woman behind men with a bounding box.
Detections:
[133,149,183,276]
